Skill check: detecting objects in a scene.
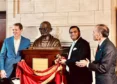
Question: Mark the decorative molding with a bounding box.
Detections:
[17,0,20,14]
[13,0,16,17]
[13,0,20,18]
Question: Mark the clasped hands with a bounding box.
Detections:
[76,58,89,67]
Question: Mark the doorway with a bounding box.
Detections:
[0,11,6,50]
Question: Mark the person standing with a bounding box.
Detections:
[60,26,92,84]
[76,24,117,84]
[0,23,30,79]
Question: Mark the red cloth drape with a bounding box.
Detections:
[16,61,65,84]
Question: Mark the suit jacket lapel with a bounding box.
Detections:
[70,37,81,56]
[11,36,16,55]
[95,38,108,61]
[100,38,108,49]
[73,37,81,49]
[18,36,23,52]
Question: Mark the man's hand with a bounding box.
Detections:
[54,54,62,64]
[56,54,62,59]
[76,58,89,67]
[59,59,66,65]
[21,59,25,61]
[0,70,7,78]
[54,58,59,64]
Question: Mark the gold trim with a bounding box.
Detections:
[42,65,63,84]
[34,65,58,76]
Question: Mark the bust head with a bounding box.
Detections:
[39,21,52,36]
[32,21,61,49]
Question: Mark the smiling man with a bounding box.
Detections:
[59,26,92,84]
[0,23,30,79]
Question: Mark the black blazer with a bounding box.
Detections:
[66,37,92,84]
[89,38,117,84]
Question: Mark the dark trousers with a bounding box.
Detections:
[0,64,17,84]
[65,71,92,84]
[9,64,17,79]
[0,64,18,84]
[0,78,14,84]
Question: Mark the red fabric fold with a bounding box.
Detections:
[16,61,65,84]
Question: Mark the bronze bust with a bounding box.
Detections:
[33,21,61,49]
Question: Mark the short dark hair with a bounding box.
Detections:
[14,23,23,30]
[96,24,109,37]
[69,26,80,33]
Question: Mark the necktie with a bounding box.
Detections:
[95,45,101,61]
[96,45,100,52]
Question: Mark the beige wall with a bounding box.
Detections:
[6,0,113,57]
[6,0,116,84]
[6,0,114,61]
[6,0,112,42]
[0,0,6,11]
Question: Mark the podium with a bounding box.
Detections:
[21,49,62,68]
[20,49,67,84]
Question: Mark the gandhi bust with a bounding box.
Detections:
[33,21,61,49]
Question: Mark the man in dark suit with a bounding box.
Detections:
[0,23,30,79]
[59,26,92,84]
[76,24,117,84]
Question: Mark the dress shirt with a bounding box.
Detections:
[14,37,21,55]
[86,38,106,67]
[66,37,80,72]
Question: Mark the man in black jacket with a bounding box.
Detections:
[60,26,92,84]
[76,24,117,84]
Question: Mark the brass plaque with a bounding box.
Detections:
[33,58,48,71]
